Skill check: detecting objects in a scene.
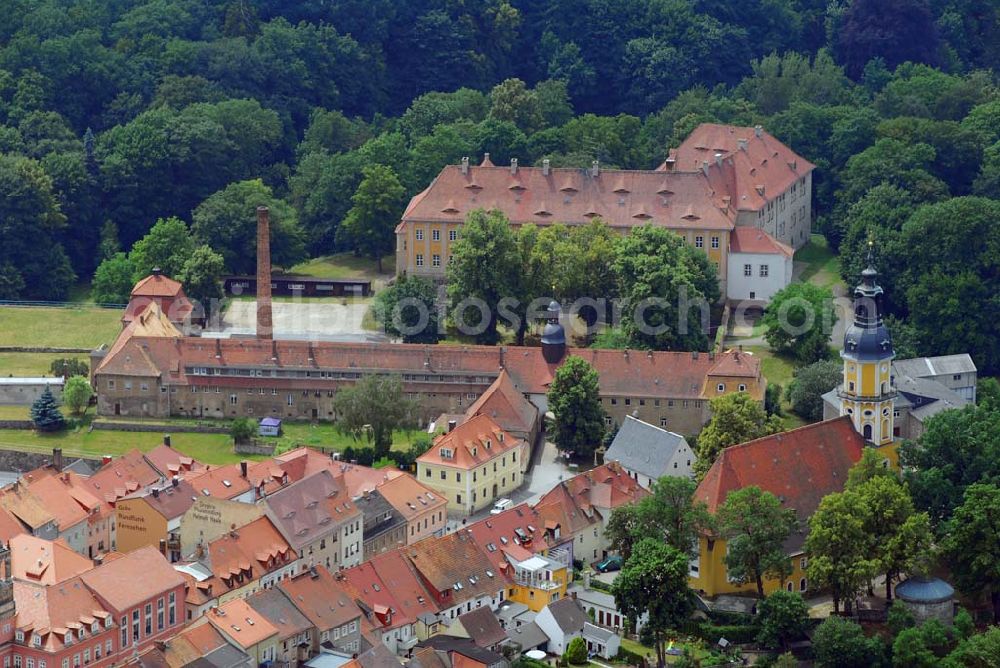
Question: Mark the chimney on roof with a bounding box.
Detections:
[152,488,160,499]
[461,157,469,175]
[214,337,222,359]
[164,434,171,448]
[52,448,63,471]
[737,138,748,151]
[271,339,278,362]
[590,160,599,177]
[171,476,179,487]
[152,267,162,276]
[102,455,112,466]
[542,159,550,176]
[256,206,273,340]
[754,125,763,138]
[510,158,518,175]
[714,152,723,167]
[701,160,710,176]
[240,461,248,478]
[158,538,167,556]
[448,420,457,433]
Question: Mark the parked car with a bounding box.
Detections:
[490,498,513,515]
[595,555,623,572]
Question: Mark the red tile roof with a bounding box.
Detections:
[694,417,865,553]
[263,470,359,552]
[404,531,506,606]
[463,504,553,571]
[417,414,523,470]
[84,449,163,507]
[671,124,814,213]
[13,577,112,651]
[206,597,279,649]
[185,464,252,500]
[400,165,736,231]
[9,534,92,585]
[341,551,436,630]
[706,349,763,379]
[729,227,795,257]
[144,444,204,478]
[375,473,447,524]
[202,516,296,593]
[132,273,184,298]
[80,545,185,611]
[463,370,538,438]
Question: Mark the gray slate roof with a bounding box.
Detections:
[583,623,615,643]
[545,597,587,634]
[604,416,689,480]
[893,354,976,379]
[506,621,548,651]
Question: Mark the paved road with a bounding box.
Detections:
[211,300,389,342]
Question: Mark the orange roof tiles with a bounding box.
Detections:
[131,273,184,298]
[341,552,437,630]
[144,444,205,478]
[202,516,295,591]
[13,577,111,651]
[464,504,553,571]
[23,473,100,530]
[695,417,864,553]
[404,531,506,606]
[206,597,279,649]
[706,349,763,379]
[9,534,92,585]
[729,227,795,257]
[185,464,252,500]
[534,462,648,530]
[464,371,538,438]
[80,545,185,611]
[375,473,446,523]
[401,165,736,231]
[672,124,814,213]
[417,414,523,470]
[84,449,163,507]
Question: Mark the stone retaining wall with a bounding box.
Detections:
[91,420,230,434]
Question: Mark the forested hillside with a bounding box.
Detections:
[0,0,998,372]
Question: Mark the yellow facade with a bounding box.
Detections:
[840,358,895,446]
[689,536,810,598]
[399,220,730,296]
[507,562,569,612]
[116,497,168,555]
[417,442,526,515]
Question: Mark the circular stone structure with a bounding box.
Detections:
[895,576,955,626]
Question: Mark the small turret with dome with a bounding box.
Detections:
[541,300,566,363]
[838,240,896,446]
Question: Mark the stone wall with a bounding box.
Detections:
[0,448,101,473]
[91,420,229,434]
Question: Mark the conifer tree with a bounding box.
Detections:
[30,387,65,432]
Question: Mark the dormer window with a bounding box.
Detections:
[32,636,41,648]
[15,631,23,643]
[485,440,491,449]
[440,448,453,459]
[499,433,504,443]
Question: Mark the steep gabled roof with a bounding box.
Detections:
[9,534,92,585]
[604,416,691,481]
[417,415,522,470]
[277,566,362,632]
[264,470,359,551]
[694,417,864,554]
[464,370,538,438]
[729,227,795,257]
[405,531,506,606]
[341,550,437,630]
[81,545,185,611]
[455,607,507,648]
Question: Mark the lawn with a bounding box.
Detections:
[0,419,242,465]
[795,234,843,290]
[269,421,426,454]
[619,637,718,665]
[0,352,91,376]
[0,306,122,349]
[289,253,395,281]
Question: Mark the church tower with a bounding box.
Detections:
[838,243,895,445]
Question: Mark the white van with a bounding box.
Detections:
[490,498,513,515]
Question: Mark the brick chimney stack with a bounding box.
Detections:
[256,206,273,340]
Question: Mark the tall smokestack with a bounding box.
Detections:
[256,206,273,340]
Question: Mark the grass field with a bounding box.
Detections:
[0,352,91,376]
[796,234,843,290]
[0,306,121,348]
[289,253,395,280]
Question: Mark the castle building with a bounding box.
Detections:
[395,123,813,303]
[837,249,896,446]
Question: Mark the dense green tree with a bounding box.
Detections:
[892,620,954,668]
[902,404,1000,526]
[761,283,834,363]
[332,375,415,459]
[337,164,406,273]
[289,150,366,254]
[812,617,882,668]
[898,197,1000,374]
[606,476,713,561]
[756,590,809,650]
[547,356,604,461]
[30,386,64,432]
[718,486,798,598]
[176,245,225,309]
[943,483,1000,621]
[946,626,1000,666]
[612,538,694,668]
[128,217,195,281]
[61,376,92,416]
[806,490,880,613]
[694,392,783,478]
[49,358,88,378]
[91,252,135,305]
[371,275,441,344]
[230,417,256,444]
[612,225,719,352]
[835,0,941,78]
[445,209,521,345]
[192,179,305,275]
[786,359,841,421]
[563,637,587,665]
[0,153,74,299]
